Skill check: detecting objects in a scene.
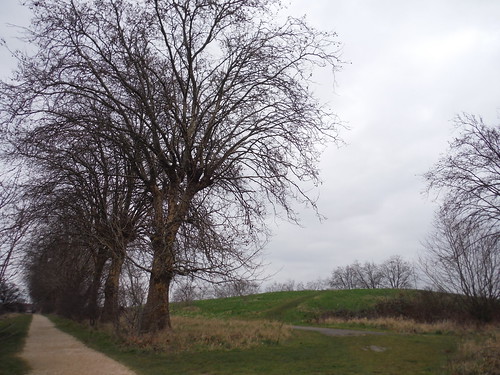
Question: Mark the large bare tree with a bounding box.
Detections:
[1,0,341,332]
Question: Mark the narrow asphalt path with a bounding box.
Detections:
[292,325,386,336]
[20,314,137,375]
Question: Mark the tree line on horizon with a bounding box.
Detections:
[169,255,415,303]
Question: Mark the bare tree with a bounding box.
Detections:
[353,261,384,289]
[329,264,359,290]
[12,126,148,324]
[1,0,341,333]
[424,114,500,233]
[0,170,29,285]
[265,280,297,293]
[380,256,414,289]
[330,258,413,290]
[421,207,499,321]
[171,278,204,303]
[24,213,97,318]
[0,279,24,314]
[213,280,260,299]
[423,113,499,321]
[119,259,149,333]
[305,278,328,291]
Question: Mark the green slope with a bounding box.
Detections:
[172,288,412,324]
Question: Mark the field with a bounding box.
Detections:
[52,313,456,375]
[51,289,469,375]
[4,289,498,374]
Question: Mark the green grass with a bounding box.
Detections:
[0,314,32,375]
[48,289,459,375]
[50,314,455,375]
[172,289,409,324]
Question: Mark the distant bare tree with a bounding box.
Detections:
[305,278,328,291]
[380,256,414,289]
[329,264,359,290]
[353,261,384,289]
[171,278,203,303]
[119,259,149,333]
[24,215,97,318]
[330,258,414,290]
[0,279,23,314]
[1,0,341,333]
[213,280,260,299]
[422,207,499,321]
[120,260,148,309]
[265,280,297,293]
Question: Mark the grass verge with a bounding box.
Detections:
[0,314,32,375]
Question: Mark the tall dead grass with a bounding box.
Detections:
[122,316,291,352]
[448,330,500,375]
[319,316,489,334]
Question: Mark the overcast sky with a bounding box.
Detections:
[1,1,500,285]
[267,0,500,283]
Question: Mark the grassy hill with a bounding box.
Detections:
[172,288,413,324]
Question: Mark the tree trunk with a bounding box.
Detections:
[85,247,108,325]
[100,249,125,323]
[140,186,192,333]
[140,253,173,332]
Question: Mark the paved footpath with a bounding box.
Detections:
[20,314,137,375]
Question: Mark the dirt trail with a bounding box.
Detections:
[20,314,137,375]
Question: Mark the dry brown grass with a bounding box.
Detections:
[122,316,291,353]
[448,330,500,375]
[319,316,494,335]
[0,313,23,320]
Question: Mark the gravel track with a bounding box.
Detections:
[20,314,137,375]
